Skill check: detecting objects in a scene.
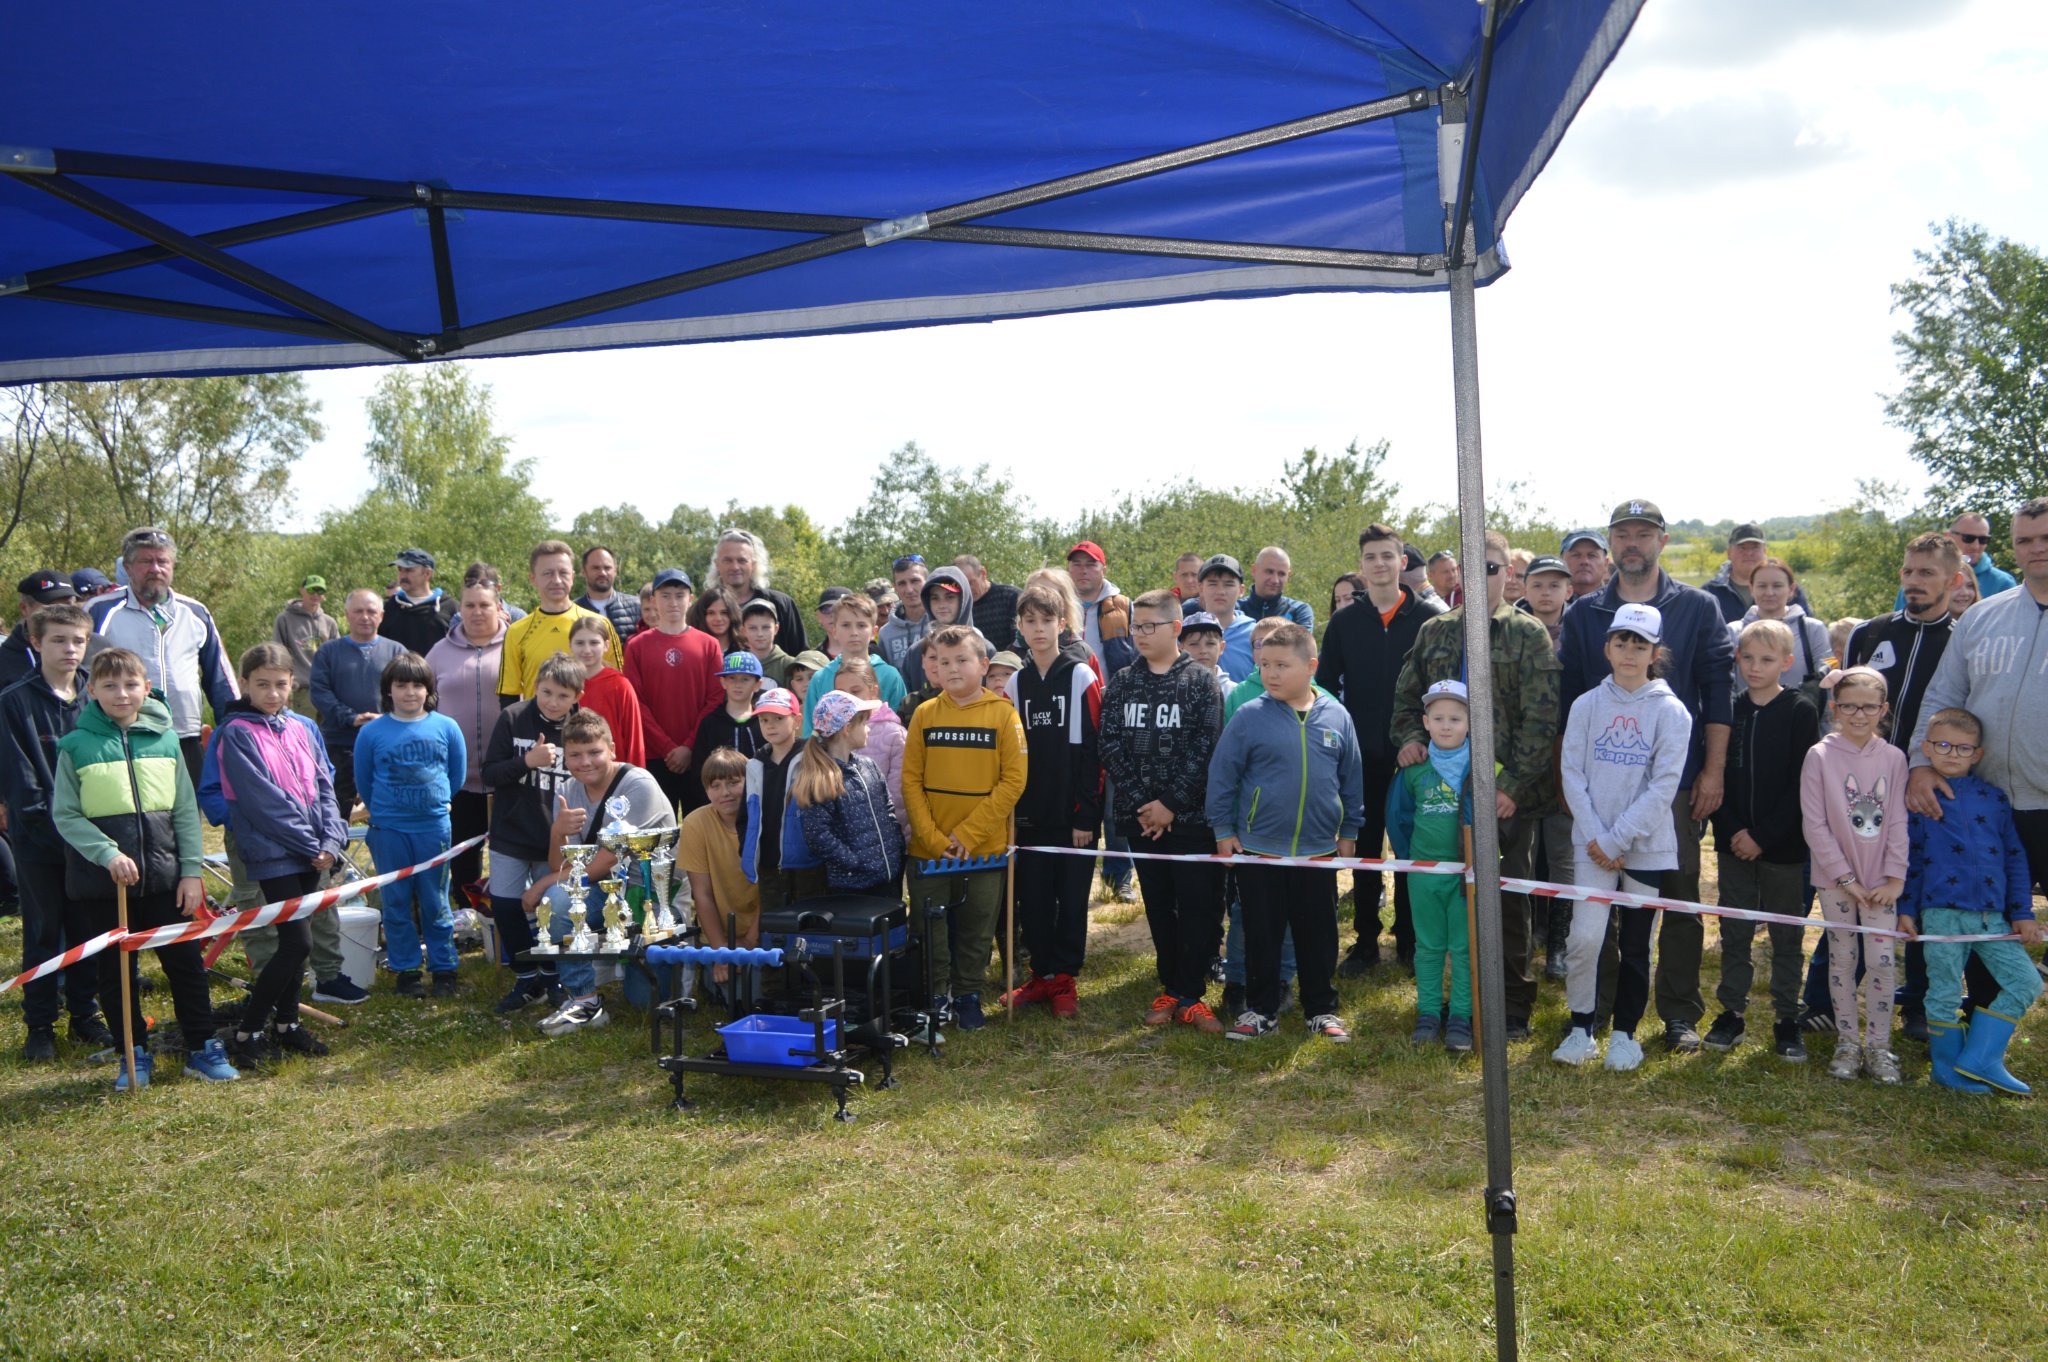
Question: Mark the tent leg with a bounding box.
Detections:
[1449,258,1520,1362]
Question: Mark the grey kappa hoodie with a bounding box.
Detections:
[1559,675,1694,871]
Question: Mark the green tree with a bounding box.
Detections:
[1885,219,2048,533]
[830,442,1050,589]
[1796,480,1936,619]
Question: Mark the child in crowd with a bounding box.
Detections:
[625,567,724,813]
[1224,615,1334,722]
[568,614,645,768]
[53,648,235,1086]
[500,540,620,699]
[1003,585,1104,1019]
[805,592,906,733]
[786,650,829,705]
[687,652,766,811]
[899,565,986,691]
[1179,611,1230,686]
[215,643,349,1064]
[1553,604,1692,1072]
[355,652,467,999]
[1206,622,1362,1043]
[985,651,1022,694]
[738,598,795,686]
[1904,707,2044,1094]
[1727,558,1834,702]
[741,688,827,909]
[481,652,583,1013]
[836,656,908,840]
[687,586,741,655]
[1828,618,1864,667]
[903,623,1027,1032]
[1706,619,1820,1061]
[679,746,762,1000]
[1517,555,1571,649]
[1098,589,1227,1032]
[794,689,906,897]
[532,710,678,1037]
[1799,666,1908,1083]
[0,602,113,1060]
[1387,680,1478,1054]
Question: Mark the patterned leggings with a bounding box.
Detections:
[1819,886,1895,1048]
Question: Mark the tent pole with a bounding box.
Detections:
[1449,247,1520,1362]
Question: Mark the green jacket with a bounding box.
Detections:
[1222,673,1334,725]
[1388,604,1561,815]
[53,693,204,899]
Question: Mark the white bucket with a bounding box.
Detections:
[335,904,382,985]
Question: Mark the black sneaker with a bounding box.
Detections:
[393,971,425,999]
[1664,1021,1703,1054]
[68,1012,115,1050]
[1797,1007,1836,1034]
[1900,1011,1929,1045]
[223,1029,279,1066]
[1337,946,1380,979]
[1503,1017,1532,1042]
[1772,1020,1807,1063]
[1221,983,1245,1018]
[430,971,459,998]
[311,974,370,1005]
[21,1027,57,1062]
[1703,1012,1745,1053]
[495,978,551,1014]
[269,1023,329,1057]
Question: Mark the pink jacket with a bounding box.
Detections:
[1799,732,1909,889]
[858,702,910,837]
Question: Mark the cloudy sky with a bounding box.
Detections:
[287,0,2045,538]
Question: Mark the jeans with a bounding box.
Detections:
[1237,861,1339,1020]
[543,881,608,996]
[1222,893,1295,988]
[1922,908,2043,1024]
[365,822,456,975]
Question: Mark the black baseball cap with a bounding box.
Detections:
[1727,523,1766,547]
[1402,545,1427,572]
[1197,553,1242,582]
[651,568,694,591]
[1608,500,1666,530]
[16,570,77,604]
[1524,555,1570,579]
[817,585,852,609]
[1560,529,1608,554]
[740,597,778,620]
[70,567,113,594]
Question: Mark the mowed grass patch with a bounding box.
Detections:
[2,886,2046,1361]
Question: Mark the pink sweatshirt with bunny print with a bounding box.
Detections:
[1798,731,1909,890]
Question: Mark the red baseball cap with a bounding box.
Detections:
[1067,541,1106,565]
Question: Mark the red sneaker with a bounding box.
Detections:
[1000,974,1055,1009]
[1050,974,1080,1019]
[1143,993,1178,1025]
[1176,1000,1226,1034]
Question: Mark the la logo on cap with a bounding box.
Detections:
[1628,501,1644,516]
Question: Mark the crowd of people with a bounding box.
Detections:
[3,503,2044,1093]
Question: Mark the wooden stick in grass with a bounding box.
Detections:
[116,880,138,1093]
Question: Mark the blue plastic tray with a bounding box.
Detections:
[716,1014,837,1067]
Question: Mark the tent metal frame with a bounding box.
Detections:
[2,85,1444,362]
[4,11,1522,1355]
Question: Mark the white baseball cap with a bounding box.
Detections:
[1607,602,1664,644]
[1422,679,1470,709]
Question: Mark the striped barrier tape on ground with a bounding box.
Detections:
[1009,845,2021,945]
[0,835,487,994]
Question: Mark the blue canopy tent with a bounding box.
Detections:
[1,2,1642,1353]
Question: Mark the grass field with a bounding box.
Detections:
[4,878,2047,1362]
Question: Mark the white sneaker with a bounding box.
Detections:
[1603,1032,1644,1071]
[539,997,609,1037]
[1828,1041,1863,1080]
[1551,1027,1598,1066]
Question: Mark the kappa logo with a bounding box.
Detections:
[1593,714,1652,768]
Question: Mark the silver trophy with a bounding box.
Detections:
[560,842,601,954]
[645,830,682,939]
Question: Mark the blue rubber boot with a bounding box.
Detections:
[1926,1017,1988,1093]
[1953,1007,2030,1096]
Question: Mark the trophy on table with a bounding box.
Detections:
[531,890,558,956]
[598,876,632,953]
[561,842,601,954]
[624,827,682,940]
[646,830,684,938]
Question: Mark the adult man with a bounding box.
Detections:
[1315,524,1444,972]
[380,548,459,655]
[1239,546,1315,629]
[499,540,622,700]
[575,544,642,642]
[1560,529,1611,600]
[88,526,239,777]
[1065,541,1137,678]
[1400,546,1444,607]
[271,575,339,717]
[1426,550,1463,609]
[1840,530,1969,1039]
[1,571,108,692]
[1705,524,1811,622]
[69,568,118,602]
[1894,510,2018,609]
[1390,530,1560,1036]
[709,529,806,655]
[1908,497,2048,936]
[309,589,404,816]
[877,553,929,670]
[1559,500,1734,1052]
[954,554,1020,651]
[1194,555,1259,684]
[1172,553,1203,602]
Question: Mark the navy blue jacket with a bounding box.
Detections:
[310,634,406,744]
[0,666,88,859]
[797,752,905,890]
[1559,570,1733,789]
[1903,775,2035,921]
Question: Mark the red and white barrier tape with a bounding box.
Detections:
[0,835,485,994]
[1011,844,2021,945]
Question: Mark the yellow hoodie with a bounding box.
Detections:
[902,686,1027,859]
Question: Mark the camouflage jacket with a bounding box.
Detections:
[1389,603,1562,815]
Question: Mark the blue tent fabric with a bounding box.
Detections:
[0,1,1642,382]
